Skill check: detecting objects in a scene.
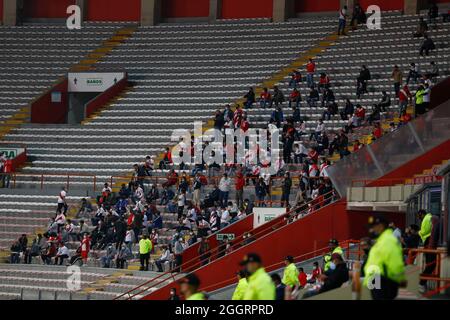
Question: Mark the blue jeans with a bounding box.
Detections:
[289,79,298,88]
[219,191,229,207]
[307,97,319,107]
[338,19,346,34]
[306,74,314,88]
[260,100,271,108]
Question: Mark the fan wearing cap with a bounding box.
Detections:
[231,270,249,300]
[363,214,406,300]
[282,256,299,288]
[240,253,275,300]
[179,273,206,300]
[323,239,344,272]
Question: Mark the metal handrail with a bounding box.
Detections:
[113,190,339,300]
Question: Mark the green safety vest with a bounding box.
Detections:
[187,292,206,300]
[415,89,425,104]
[282,263,300,287]
[139,239,152,254]
[243,268,275,300]
[324,246,344,271]
[232,278,248,300]
[419,213,432,243]
[363,228,406,285]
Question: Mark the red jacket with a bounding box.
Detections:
[306,62,316,73]
[319,76,330,84]
[3,160,13,173]
[298,272,307,287]
[373,127,383,139]
[240,120,249,132]
[290,91,300,100]
[235,174,245,191]
[355,108,365,119]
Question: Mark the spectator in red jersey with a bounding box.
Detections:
[233,104,244,128]
[372,123,383,140]
[298,267,308,288]
[399,84,412,115]
[159,147,172,170]
[308,261,323,284]
[308,147,319,163]
[2,157,13,188]
[306,58,316,88]
[259,87,272,109]
[162,169,178,188]
[289,70,302,88]
[81,233,90,266]
[354,104,366,126]
[288,88,301,109]
[353,139,363,152]
[399,110,412,125]
[240,114,250,133]
[235,171,245,209]
[318,73,331,93]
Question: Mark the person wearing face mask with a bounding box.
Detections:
[302,253,349,299]
[323,239,344,272]
[364,215,406,300]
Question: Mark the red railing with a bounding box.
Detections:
[113,190,339,300]
[0,172,98,192]
[198,239,361,294]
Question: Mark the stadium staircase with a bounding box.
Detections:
[0,23,135,258]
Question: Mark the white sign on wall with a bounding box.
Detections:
[0,148,26,159]
[68,72,126,93]
[253,208,286,228]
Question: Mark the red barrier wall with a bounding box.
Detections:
[31,79,68,124]
[181,214,254,272]
[23,0,74,18]
[87,0,140,21]
[295,0,340,12]
[358,0,404,11]
[162,0,209,18]
[0,0,3,22]
[221,0,273,19]
[85,75,128,118]
[430,77,450,109]
[369,139,450,187]
[143,200,384,299]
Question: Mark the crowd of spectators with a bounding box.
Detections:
[7,3,447,275]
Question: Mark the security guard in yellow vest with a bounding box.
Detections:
[240,253,275,300]
[417,209,436,292]
[232,270,249,300]
[324,239,344,272]
[179,273,206,300]
[282,255,299,288]
[364,214,406,300]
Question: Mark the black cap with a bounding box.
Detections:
[368,214,389,227]
[239,253,262,266]
[178,273,200,287]
[328,239,338,246]
[285,255,294,263]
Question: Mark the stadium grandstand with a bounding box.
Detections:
[0,0,449,303]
